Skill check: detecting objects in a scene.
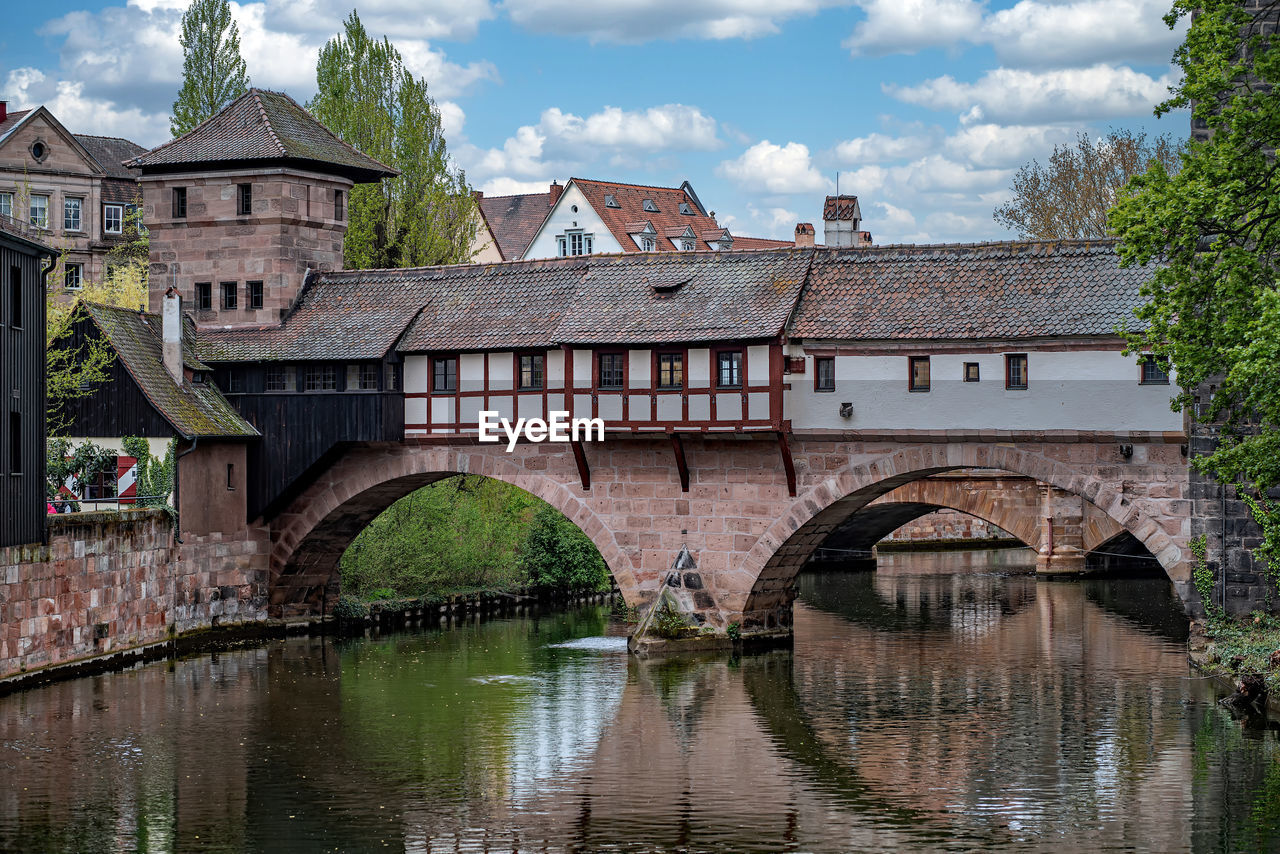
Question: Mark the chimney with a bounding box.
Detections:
[162,287,183,384]
[794,222,815,248]
[0,102,7,123]
[549,180,563,207]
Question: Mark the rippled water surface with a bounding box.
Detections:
[3,555,1280,853]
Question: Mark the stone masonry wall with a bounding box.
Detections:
[0,509,268,680]
[882,509,1014,543]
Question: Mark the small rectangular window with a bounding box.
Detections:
[0,192,11,218]
[964,362,980,383]
[386,363,400,391]
[657,353,683,389]
[1141,355,1170,385]
[717,351,743,388]
[8,412,20,475]
[226,463,235,491]
[103,203,122,234]
[195,282,212,311]
[63,198,82,231]
[598,353,624,389]
[265,366,291,391]
[248,280,263,310]
[172,187,187,219]
[227,372,243,393]
[220,281,238,310]
[815,357,835,392]
[909,356,930,392]
[556,236,567,257]
[305,364,336,391]
[519,354,544,390]
[359,363,379,390]
[334,189,344,221]
[29,195,49,229]
[433,357,457,392]
[64,264,83,290]
[237,183,252,216]
[10,265,22,328]
[1006,354,1028,390]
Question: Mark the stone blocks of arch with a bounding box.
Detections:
[267,437,1190,630]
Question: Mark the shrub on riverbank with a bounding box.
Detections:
[339,475,609,599]
[1198,614,1280,697]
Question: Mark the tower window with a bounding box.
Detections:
[220,281,238,310]
[248,280,263,310]
[335,189,345,221]
[9,412,21,474]
[237,183,252,216]
[195,282,212,311]
[172,187,187,219]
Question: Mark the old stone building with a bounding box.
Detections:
[0,102,146,289]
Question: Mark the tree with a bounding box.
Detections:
[1109,0,1280,573]
[994,130,1183,239]
[170,0,250,138]
[523,505,610,591]
[309,11,477,269]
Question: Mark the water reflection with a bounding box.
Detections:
[1,552,1278,853]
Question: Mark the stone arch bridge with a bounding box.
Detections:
[268,434,1191,636]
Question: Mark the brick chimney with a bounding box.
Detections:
[0,102,7,123]
[549,180,563,207]
[794,222,815,248]
[162,286,183,384]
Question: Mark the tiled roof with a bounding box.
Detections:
[0,214,56,254]
[570,179,727,252]
[74,134,146,180]
[125,89,396,183]
[476,192,551,260]
[0,109,32,140]
[82,303,259,439]
[790,240,1150,340]
[551,249,813,345]
[823,195,861,222]
[100,179,141,205]
[732,236,794,250]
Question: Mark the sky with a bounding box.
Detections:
[1,0,1188,244]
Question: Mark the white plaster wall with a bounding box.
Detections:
[689,348,710,384]
[629,350,651,388]
[489,352,514,391]
[629,395,651,421]
[689,394,710,421]
[787,350,1183,431]
[572,349,592,383]
[747,345,770,383]
[459,354,485,393]
[430,397,453,425]
[547,349,565,384]
[656,395,681,421]
[573,393,593,419]
[523,184,626,259]
[599,395,623,421]
[404,355,428,394]
[405,398,427,426]
[70,437,172,460]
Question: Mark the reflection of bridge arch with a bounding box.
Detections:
[740,446,1184,629]
[268,444,634,616]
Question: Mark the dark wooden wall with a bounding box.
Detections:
[59,315,177,439]
[218,361,404,521]
[1,236,49,547]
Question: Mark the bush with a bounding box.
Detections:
[523,505,610,591]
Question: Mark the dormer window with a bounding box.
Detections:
[557,230,593,257]
[679,202,692,215]
[604,194,620,208]
[681,239,694,251]
[643,199,658,212]
[642,236,655,251]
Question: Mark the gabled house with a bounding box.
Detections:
[471,186,555,262]
[0,102,147,290]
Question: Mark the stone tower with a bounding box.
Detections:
[127,89,396,324]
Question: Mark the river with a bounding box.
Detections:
[2,551,1278,853]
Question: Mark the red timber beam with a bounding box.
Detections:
[670,432,690,491]
[570,439,591,490]
[777,432,797,497]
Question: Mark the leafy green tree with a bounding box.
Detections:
[45,438,115,505]
[1110,0,1280,571]
[122,437,175,507]
[524,505,610,591]
[309,10,477,269]
[995,129,1183,239]
[170,0,250,137]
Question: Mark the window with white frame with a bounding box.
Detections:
[64,263,83,290]
[0,192,11,218]
[680,239,694,251]
[64,198,82,232]
[104,204,123,234]
[29,194,49,229]
[641,236,655,251]
[557,230,593,256]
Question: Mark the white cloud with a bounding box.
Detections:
[833,130,937,164]
[942,123,1077,168]
[459,104,721,185]
[843,0,983,56]
[502,0,835,42]
[886,64,1174,125]
[717,140,829,195]
[875,201,916,231]
[263,0,494,41]
[6,69,171,143]
[982,0,1184,68]
[479,177,556,196]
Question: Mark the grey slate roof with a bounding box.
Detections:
[477,192,551,260]
[82,303,259,439]
[192,240,1155,363]
[790,240,1150,340]
[73,134,146,180]
[125,89,397,183]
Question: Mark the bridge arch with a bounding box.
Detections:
[738,444,1186,629]
[267,444,635,616]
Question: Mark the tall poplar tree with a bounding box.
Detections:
[170,0,250,138]
[309,11,476,269]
